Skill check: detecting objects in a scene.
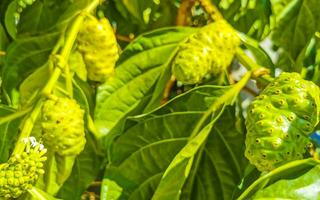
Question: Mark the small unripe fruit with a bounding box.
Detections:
[77,16,119,82]
[172,20,240,84]
[41,97,86,156]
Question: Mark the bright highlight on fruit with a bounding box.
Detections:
[245,72,320,171]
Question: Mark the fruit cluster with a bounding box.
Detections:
[0,138,47,198]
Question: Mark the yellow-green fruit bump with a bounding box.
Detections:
[41,97,86,156]
[245,72,320,171]
[77,16,119,82]
[0,137,47,198]
[172,20,240,84]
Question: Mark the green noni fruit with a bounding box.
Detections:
[41,97,86,156]
[77,16,119,82]
[172,20,240,84]
[0,138,47,198]
[245,72,320,171]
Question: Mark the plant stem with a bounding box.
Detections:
[198,0,223,21]
[236,48,273,85]
[161,75,176,105]
[0,107,32,125]
[176,0,195,26]
[12,0,100,155]
[13,100,44,154]
[64,64,73,98]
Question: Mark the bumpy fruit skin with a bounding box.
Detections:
[77,16,119,82]
[41,97,86,156]
[172,20,240,84]
[245,72,320,171]
[0,139,47,198]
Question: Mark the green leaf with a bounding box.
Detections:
[0,105,21,162]
[36,152,78,196]
[254,165,320,199]
[108,0,177,34]
[186,105,248,200]
[272,0,320,69]
[4,1,18,39]
[57,133,103,200]
[239,33,275,73]
[151,119,220,200]
[237,159,320,200]
[28,187,62,200]
[0,22,8,67]
[5,0,94,37]
[0,22,9,51]
[101,72,249,199]
[271,0,293,15]
[94,27,197,139]
[151,74,250,200]
[2,32,60,105]
[215,0,272,40]
[19,64,50,106]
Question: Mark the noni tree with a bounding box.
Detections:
[0,0,320,199]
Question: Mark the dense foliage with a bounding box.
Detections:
[0,0,320,199]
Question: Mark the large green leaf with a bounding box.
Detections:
[186,105,247,200]
[237,158,320,199]
[151,74,250,200]
[101,75,249,199]
[253,165,320,199]
[0,105,21,163]
[5,0,94,38]
[94,27,198,139]
[2,32,60,105]
[272,0,320,71]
